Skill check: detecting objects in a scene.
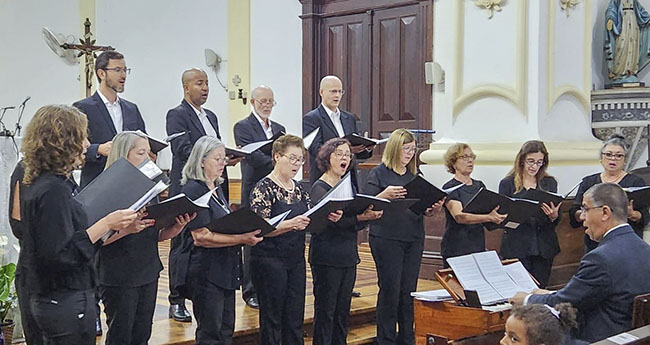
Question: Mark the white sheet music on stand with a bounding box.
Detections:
[504,261,538,292]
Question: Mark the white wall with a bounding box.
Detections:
[95,0,229,170]
[249,0,303,137]
[0,0,81,133]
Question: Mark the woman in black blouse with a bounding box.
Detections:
[249,134,330,345]
[570,134,649,252]
[362,129,443,345]
[310,138,382,345]
[173,136,262,344]
[97,131,195,345]
[498,140,561,288]
[441,143,507,267]
[19,105,139,345]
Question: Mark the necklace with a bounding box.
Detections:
[271,171,295,192]
[601,171,625,183]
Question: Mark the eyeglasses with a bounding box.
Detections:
[281,154,305,165]
[103,67,131,75]
[328,89,345,95]
[208,156,229,164]
[255,98,277,106]
[602,152,626,161]
[525,159,545,166]
[460,154,476,161]
[333,150,352,159]
[402,146,417,154]
[580,204,604,213]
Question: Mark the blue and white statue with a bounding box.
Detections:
[605,0,650,83]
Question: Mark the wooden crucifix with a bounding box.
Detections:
[61,18,114,97]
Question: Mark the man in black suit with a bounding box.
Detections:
[165,68,240,322]
[510,183,650,343]
[74,50,146,189]
[303,75,373,187]
[73,50,146,336]
[233,85,286,309]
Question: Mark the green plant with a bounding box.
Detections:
[0,262,16,324]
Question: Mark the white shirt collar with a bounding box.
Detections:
[322,104,340,118]
[602,223,628,240]
[97,89,120,106]
[188,102,205,117]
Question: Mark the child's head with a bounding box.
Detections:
[500,303,578,345]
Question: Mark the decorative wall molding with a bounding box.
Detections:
[560,0,582,16]
[452,1,528,119]
[474,0,504,19]
[547,0,591,113]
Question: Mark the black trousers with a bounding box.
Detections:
[30,288,95,345]
[251,255,306,345]
[369,236,423,345]
[187,274,235,345]
[100,281,158,345]
[311,264,356,345]
[241,244,256,300]
[518,255,554,288]
[168,235,186,305]
[15,275,43,345]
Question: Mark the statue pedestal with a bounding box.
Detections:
[591,88,650,169]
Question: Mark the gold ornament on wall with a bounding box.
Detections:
[474,0,504,19]
[560,0,582,16]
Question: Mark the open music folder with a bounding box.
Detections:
[404,175,464,215]
[206,208,291,237]
[341,133,389,147]
[463,187,542,230]
[624,186,650,208]
[446,251,538,306]
[226,131,285,158]
[134,130,170,154]
[303,173,355,233]
[521,180,581,206]
[145,188,213,229]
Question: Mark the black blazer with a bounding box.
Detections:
[74,92,146,188]
[233,113,285,206]
[303,105,372,186]
[498,175,561,260]
[165,99,228,199]
[528,224,650,342]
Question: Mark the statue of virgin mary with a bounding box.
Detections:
[605,0,650,83]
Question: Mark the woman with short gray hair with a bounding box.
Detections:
[173,136,263,344]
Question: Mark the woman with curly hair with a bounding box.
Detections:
[19,105,140,344]
[501,303,579,345]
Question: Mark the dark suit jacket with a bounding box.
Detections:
[73,92,146,188]
[528,224,650,342]
[233,113,285,206]
[165,99,228,199]
[302,104,371,186]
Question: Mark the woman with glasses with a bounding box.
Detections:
[442,143,507,267]
[249,134,316,345]
[570,134,648,252]
[174,136,263,344]
[362,129,443,345]
[97,131,195,345]
[498,140,560,287]
[310,138,382,345]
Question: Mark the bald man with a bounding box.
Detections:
[165,68,231,322]
[303,75,373,187]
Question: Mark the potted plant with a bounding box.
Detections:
[0,235,17,344]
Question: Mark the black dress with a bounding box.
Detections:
[309,179,363,345]
[249,177,311,345]
[498,176,561,287]
[19,172,99,344]
[441,178,487,266]
[174,179,241,344]
[569,173,649,252]
[362,164,423,345]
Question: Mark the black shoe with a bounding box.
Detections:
[96,317,102,336]
[245,296,259,309]
[169,304,192,322]
[352,291,361,298]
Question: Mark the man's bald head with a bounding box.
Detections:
[319,75,343,112]
[319,75,342,91]
[182,68,207,86]
[182,68,209,108]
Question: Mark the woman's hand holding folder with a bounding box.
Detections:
[487,206,508,224]
[376,186,407,200]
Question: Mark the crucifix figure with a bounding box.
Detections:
[61,18,114,97]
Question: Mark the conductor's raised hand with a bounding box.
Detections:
[239,230,263,246]
[327,210,343,223]
[377,186,407,200]
[487,206,507,224]
[103,209,138,230]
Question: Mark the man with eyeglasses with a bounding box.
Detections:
[233,85,286,309]
[510,183,650,343]
[73,50,146,336]
[73,50,146,189]
[303,75,373,187]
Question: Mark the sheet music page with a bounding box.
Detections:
[303,127,320,150]
[447,255,502,305]
[268,210,291,227]
[327,173,354,199]
[241,139,272,153]
[504,261,538,292]
[130,181,168,211]
[472,251,521,300]
[410,289,452,302]
[193,187,217,207]
[442,182,464,194]
[164,131,186,142]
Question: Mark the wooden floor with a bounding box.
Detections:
[82,241,441,345]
